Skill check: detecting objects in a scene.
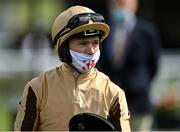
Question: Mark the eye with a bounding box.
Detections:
[79,41,88,46]
[92,40,99,47]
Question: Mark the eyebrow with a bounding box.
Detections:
[79,38,99,42]
[78,40,99,45]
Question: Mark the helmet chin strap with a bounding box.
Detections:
[58,39,72,63]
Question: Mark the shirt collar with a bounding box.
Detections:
[60,63,97,80]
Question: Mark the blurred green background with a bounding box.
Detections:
[0,0,64,130]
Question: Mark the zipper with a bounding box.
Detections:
[73,72,81,113]
[73,71,90,113]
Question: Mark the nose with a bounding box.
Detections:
[86,44,95,55]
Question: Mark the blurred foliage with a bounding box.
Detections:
[0,72,35,96]
[0,72,36,130]
[152,76,180,130]
[156,76,180,115]
[0,103,12,131]
[0,0,65,129]
[0,0,64,32]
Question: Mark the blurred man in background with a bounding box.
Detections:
[98,0,160,130]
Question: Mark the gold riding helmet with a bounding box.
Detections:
[51,5,110,52]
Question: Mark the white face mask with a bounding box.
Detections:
[69,49,100,73]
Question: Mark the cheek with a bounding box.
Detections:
[76,48,86,53]
[94,46,100,52]
[70,46,85,53]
